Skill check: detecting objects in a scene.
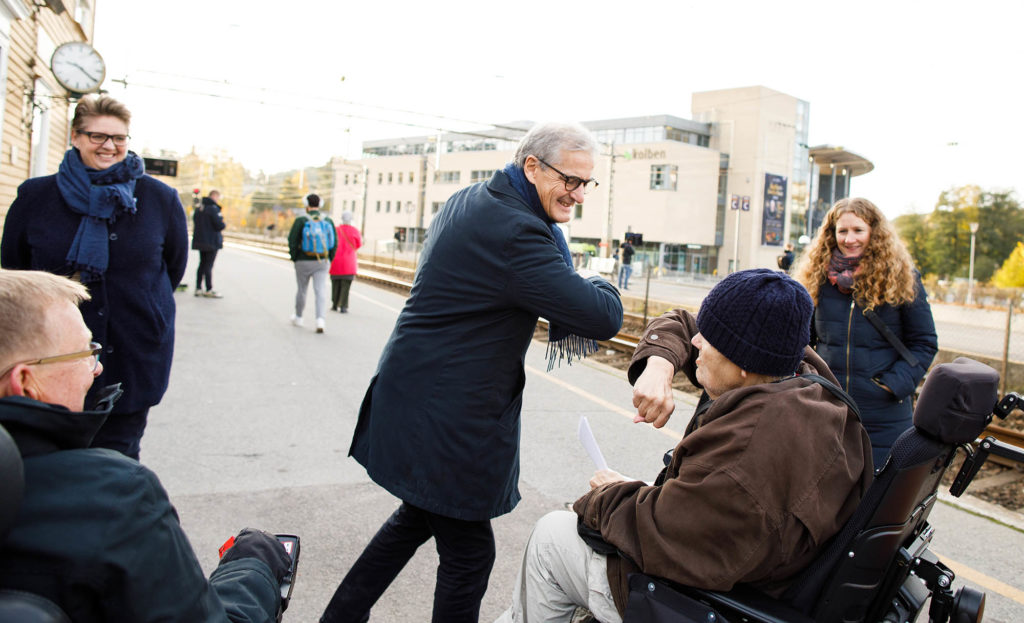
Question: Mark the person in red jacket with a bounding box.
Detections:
[329,211,362,313]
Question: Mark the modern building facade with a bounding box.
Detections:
[332,86,873,275]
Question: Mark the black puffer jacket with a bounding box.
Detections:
[812,273,937,464]
[0,395,282,622]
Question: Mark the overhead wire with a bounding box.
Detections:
[110,73,529,143]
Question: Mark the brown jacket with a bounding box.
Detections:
[573,309,873,614]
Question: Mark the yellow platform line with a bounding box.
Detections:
[934,551,1024,605]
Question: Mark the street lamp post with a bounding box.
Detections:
[967,221,979,305]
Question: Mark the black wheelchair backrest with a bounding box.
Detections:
[913,357,998,444]
[0,424,24,540]
[785,357,999,621]
[0,423,73,623]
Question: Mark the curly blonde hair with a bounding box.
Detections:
[794,197,917,310]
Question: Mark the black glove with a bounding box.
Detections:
[219,528,291,583]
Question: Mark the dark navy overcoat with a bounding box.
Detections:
[812,273,937,465]
[1,173,188,414]
[349,169,623,521]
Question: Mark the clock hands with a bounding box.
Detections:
[68,61,99,82]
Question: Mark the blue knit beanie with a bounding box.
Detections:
[696,268,812,377]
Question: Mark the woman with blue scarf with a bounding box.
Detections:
[322,122,623,623]
[0,95,188,459]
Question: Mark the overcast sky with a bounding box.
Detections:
[92,0,1022,219]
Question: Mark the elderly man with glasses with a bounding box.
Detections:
[0,269,293,622]
[320,122,623,623]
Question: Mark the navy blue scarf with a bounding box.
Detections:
[56,148,145,283]
[503,162,599,370]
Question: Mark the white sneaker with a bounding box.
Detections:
[290,314,304,327]
[316,318,326,334]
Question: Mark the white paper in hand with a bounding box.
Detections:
[578,416,608,471]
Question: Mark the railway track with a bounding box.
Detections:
[226,234,1024,464]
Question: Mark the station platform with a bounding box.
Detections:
[143,247,1024,622]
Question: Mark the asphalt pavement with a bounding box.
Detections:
[141,247,1024,622]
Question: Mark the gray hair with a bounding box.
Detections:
[0,270,90,369]
[513,122,599,168]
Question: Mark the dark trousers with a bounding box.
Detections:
[331,275,354,310]
[320,501,495,623]
[196,250,218,291]
[89,407,149,460]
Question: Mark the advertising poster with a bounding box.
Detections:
[761,173,787,246]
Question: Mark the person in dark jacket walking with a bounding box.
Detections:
[0,269,290,623]
[496,270,872,622]
[320,122,623,623]
[795,197,937,466]
[618,239,635,289]
[192,189,227,298]
[0,94,188,460]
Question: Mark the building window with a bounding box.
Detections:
[470,169,495,184]
[650,164,678,191]
[409,171,414,183]
[388,172,393,184]
[343,174,349,185]
[574,204,583,220]
[434,170,461,184]
[432,201,444,214]
[376,201,381,213]
[386,201,391,213]
[378,172,383,184]
[398,172,403,183]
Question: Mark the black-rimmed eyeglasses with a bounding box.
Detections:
[77,131,130,146]
[0,342,102,378]
[535,156,599,194]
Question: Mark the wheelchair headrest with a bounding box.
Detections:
[913,357,999,444]
[0,424,24,540]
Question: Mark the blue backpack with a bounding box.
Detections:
[301,215,335,258]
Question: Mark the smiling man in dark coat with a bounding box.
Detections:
[320,122,623,623]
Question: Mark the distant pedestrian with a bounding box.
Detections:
[320,121,622,623]
[288,193,336,333]
[776,242,795,273]
[618,239,635,289]
[330,211,362,313]
[0,94,187,460]
[192,189,226,298]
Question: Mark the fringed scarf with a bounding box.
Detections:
[502,162,599,371]
[56,148,145,283]
[827,248,861,294]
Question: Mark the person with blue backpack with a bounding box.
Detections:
[287,193,336,333]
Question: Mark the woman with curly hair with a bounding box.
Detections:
[794,197,937,467]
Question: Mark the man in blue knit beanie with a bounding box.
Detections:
[497,269,873,623]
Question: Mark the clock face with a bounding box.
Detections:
[50,42,106,94]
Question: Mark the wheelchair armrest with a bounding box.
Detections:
[626,574,814,623]
[685,584,815,623]
[0,589,71,623]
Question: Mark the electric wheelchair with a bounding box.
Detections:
[621,357,1023,623]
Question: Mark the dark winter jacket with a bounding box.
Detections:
[0,395,282,622]
[287,210,337,262]
[812,273,937,465]
[574,309,872,614]
[349,169,623,521]
[1,173,188,414]
[192,196,226,251]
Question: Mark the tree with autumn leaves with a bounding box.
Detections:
[893,186,1024,287]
